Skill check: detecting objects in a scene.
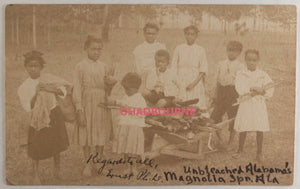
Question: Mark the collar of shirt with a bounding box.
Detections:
[28,76,40,84]
[85,57,99,64]
[226,58,239,65]
[143,40,158,46]
[184,42,197,48]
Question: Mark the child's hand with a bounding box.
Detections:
[77,110,86,127]
[106,96,116,105]
[104,75,117,86]
[250,87,265,95]
[186,83,196,91]
[37,83,62,95]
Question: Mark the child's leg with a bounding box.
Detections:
[95,145,104,156]
[82,145,92,177]
[227,106,238,145]
[237,132,247,152]
[256,131,263,161]
[129,154,138,174]
[228,130,236,145]
[211,98,226,145]
[83,145,91,159]
[233,132,247,159]
[32,160,41,184]
[53,153,60,178]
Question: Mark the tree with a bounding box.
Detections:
[205,5,243,34]
[261,5,296,32]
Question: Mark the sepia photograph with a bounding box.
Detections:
[4,3,297,186]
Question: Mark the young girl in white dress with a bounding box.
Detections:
[232,49,274,162]
[110,73,147,173]
[171,25,208,109]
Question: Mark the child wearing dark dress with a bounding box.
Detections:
[17,51,69,184]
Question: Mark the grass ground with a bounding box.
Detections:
[5,28,296,185]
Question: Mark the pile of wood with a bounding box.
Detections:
[145,107,216,140]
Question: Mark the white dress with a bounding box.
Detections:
[72,58,112,146]
[234,69,274,132]
[172,43,208,109]
[133,41,166,74]
[113,93,147,155]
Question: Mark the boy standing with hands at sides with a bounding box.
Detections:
[211,41,245,150]
[133,23,166,92]
[171,25,208,109]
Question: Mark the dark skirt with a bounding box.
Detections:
[28,106,69,160]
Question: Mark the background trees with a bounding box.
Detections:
[5,4,296,56]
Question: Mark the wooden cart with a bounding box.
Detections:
[98,103,234,160]
[143,118,235,160]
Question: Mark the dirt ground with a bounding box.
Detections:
[5,28,296,185]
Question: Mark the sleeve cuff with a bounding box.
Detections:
[57,86,67,99]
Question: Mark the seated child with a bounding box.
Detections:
[144,49,180,107]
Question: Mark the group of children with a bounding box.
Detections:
[17,23,274,183]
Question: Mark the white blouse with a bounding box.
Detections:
[17,73,67,112]
[145,68,179,97]
[133,41,166,73]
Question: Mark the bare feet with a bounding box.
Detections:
[232,151,243,159]
[256,153,264,163]
[226,142,235,152]
[53,166,61,179]
[32,174,41,185]
[82,164,92,177]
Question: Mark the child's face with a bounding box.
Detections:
[155,56,169,73]
[124,87,139,96]
[25,60,43,79]
[86,42,102,61]
[245,53,259,71]
[227,48,241,61]
[184,29,197,45]
[144,28,158,44]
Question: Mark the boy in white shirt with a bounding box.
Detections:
[144,49,179,107]
[211,41,245,150]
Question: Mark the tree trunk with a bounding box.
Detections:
[47,18,51,46]
[253,6,257,32]
[11,18,14,44]
[101,5,110,41]
[46,8,51,46]
[262,17,265,31]
[33,6,37,50]
[224,20,227,34]
[15,15,20,60]
[118,12,123,28]
[208,14,211,30]
[16,15,19,47]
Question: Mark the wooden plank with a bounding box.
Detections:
[144,127,188,144]
[160,149,205,160]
